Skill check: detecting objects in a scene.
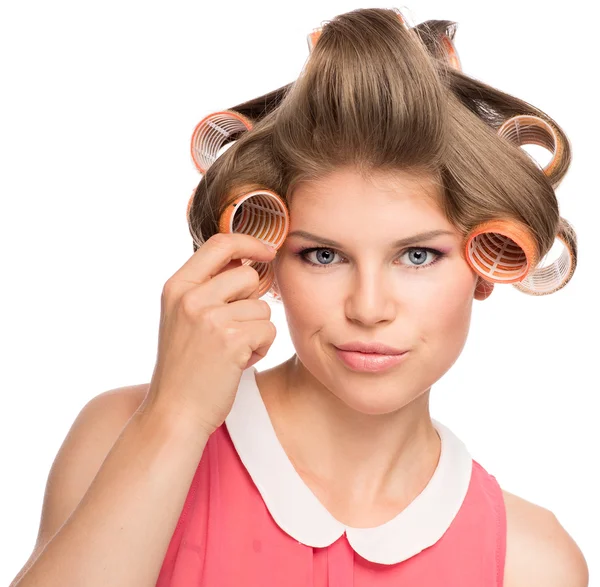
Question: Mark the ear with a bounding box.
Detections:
[270,277,282,301]
[474,277,494,301]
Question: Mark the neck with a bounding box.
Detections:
[256,355,441,511]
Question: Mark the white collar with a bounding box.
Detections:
[225,366,473,565]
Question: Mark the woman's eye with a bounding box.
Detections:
[298,247,445,269]
[405,249,433,267]
[304,248,339,266]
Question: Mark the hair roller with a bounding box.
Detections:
[511,216,577,296]
[408,20,462,72]
[187,110,289,296]
[465,216,577,296]
[464,219,539,285]
[190,110,254,174]
[497,114,565,189]
[438,30,461,71]
[219,189,290,297]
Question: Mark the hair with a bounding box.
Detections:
[187,7,577,300]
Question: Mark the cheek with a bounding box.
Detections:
[274,260,333,341]
[417,278,475,351]
[280,283,330,332]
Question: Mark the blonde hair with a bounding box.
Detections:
[187,8,576,299]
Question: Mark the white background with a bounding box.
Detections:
[1,0,598,584]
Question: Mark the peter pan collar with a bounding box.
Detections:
[224,366,473,565]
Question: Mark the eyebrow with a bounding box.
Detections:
[287,229,455,248]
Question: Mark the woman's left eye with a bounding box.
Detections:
[296,247,446,270]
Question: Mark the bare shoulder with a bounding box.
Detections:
[501,489,589,587]
[96,381,150,409]
[39,381,151,542]
[8,382,151,587]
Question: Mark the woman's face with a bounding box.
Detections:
[271,167,491,415]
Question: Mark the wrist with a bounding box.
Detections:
[135,397,213,446]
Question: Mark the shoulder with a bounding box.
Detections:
[501,489,589,587]
[75,382,150,431]
[92,382,150,411]
[38,381,151,544]
[8,382,152,587]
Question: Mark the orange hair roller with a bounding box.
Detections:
[497,114,564,189]
[188,110,290,298]
[465,219,539,285]
[190,110,254,174]
[219,189,289,297]
[438,32,461,71]
[464,217,576,296]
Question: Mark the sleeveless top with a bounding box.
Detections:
[155,366,507,586]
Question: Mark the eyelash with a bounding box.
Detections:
[296,246,446,270]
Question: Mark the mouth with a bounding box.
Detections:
[334,347,409,373]
[334,341,408,355]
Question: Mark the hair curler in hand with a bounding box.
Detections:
[218,189,289,297]
[188,109,289,297]
[497,114,564,189]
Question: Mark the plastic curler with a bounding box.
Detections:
[187,108,289,296]
[497,115,563,188]
[439,33,462,71]
[464,219,539,285]
[219,189,290,298]
[511,218,576,296]
[306,28,322,53]
[464,217,577,295]
[190,110,254,174]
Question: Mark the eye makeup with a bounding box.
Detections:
[293,246,449,270]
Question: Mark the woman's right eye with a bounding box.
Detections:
[297,247,342,268]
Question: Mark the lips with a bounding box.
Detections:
[334,347,409,373]
[335,341,407,355]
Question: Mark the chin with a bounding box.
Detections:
[330,378,425,416]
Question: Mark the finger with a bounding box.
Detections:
[239,319,277,366]
[168,233,276,288]
[214,298,272,323]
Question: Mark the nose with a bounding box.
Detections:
[344,266,396,326]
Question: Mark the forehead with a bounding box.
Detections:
[288,168,446,226]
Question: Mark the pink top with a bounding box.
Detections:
[156,367,507,586]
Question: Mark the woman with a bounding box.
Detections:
[9,7,588,587]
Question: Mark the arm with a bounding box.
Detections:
[9,385,210,587]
